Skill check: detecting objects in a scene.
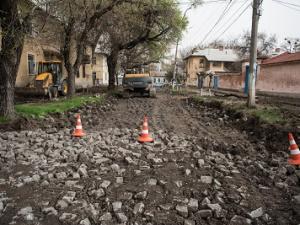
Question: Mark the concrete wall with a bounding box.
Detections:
[217,73,243,90]
[257,62,300,94]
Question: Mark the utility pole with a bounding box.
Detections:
[247,0,262,107]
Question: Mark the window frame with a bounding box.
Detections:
[27,53,36,76]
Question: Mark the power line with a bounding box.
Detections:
[212,0,249,39]
[273,0,300,8]
[198,0,235,45]
[214,2,251,41]
[272,0,300,12]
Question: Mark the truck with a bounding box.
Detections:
[122,72,156,98]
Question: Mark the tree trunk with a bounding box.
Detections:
[65,64,76,97]
[0,0,25,118]
[107,50,119,89]
[0,64,17,117]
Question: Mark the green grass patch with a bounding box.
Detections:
[246,106,284,124]
[16,95,104,118]
[191,96,285,124]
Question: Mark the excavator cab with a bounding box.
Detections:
[35,61,67,98]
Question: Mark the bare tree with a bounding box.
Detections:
[97,0,187,89]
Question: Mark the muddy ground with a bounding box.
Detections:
[0,92,300,225]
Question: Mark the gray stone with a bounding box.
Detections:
[207,203,223,218]
[188,198,198,212]
[148,178,157,186]
[59,213,77,221]
[112,201,122,212]
[200,176,212,184]
[18,206,32,215]
[79,218,91,225]
[175,180,183,187]
[42,207,58,215]
[159,204,173,210]
[55,172,67,180]
[116,177,123,184]
[198,159,205,167]
[101,180,111,189]
[185,169,191,176]
[293,195,300,204]
[229,215,252,225]
[116,212,128,223]
[111,163,120,172]
[192,151,201,158]
[0,201,3,212]
[176,204,188,218]
[99,212,112,221]
[249,207,264,218]
[62,191,76,203]
[133,202,145,214]
[78,164,88,177]
[197,209,212,218]
[184,219,195,225]
[56,200,68,209]
[134,191,148,200]
[201,197,211,206]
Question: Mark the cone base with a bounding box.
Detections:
[73,130,86,137]
[288,158,300,165]
[138,135,154,143]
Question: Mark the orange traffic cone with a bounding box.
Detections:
[72,114,86,137]
[288,133,300,165]
[138,116,154,143]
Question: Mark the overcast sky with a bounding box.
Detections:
[177,0,300,51]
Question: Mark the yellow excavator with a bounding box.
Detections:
[18,61,68,98]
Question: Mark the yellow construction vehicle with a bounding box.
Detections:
[18,61,68,98]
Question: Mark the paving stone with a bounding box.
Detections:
[59,212,77,221]
[188,198,198,212]
[207,203,223,218]
[184,219,195,225]
[112,201,122,212]
[176,204,188,218]
[197,209,212,218]
[42,207,58,215]
[159,203,173,210]
[55,200,68,209]
[201,197,211,206]
[200,176,213,184]
[197,159,205,167]
[79,218,91,225]
[101,180,111,189]
[134,191,148,200]
[133,202,145,214]
[116,177,123,184]
[147,178,157,186]
[116,212,128,223]
[99,212,112,221]
[229,215,252,225]
[249,207,264,218]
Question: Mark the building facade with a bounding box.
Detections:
[184,48,239,87]
[14,0,109,90]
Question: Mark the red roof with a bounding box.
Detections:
[262,52,300,65]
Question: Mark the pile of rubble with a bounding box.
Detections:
[0,123,299,225]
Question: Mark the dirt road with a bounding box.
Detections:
[0,92,299,225]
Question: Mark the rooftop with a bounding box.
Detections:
[185,48,239,62]
[261,51,300,65]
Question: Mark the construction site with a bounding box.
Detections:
[0,90,300,225]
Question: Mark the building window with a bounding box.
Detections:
[212,61,222,67]
[92,56,96,65]
[199,58,204,68]
[28,54,36,75]
[76,70,80,78]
